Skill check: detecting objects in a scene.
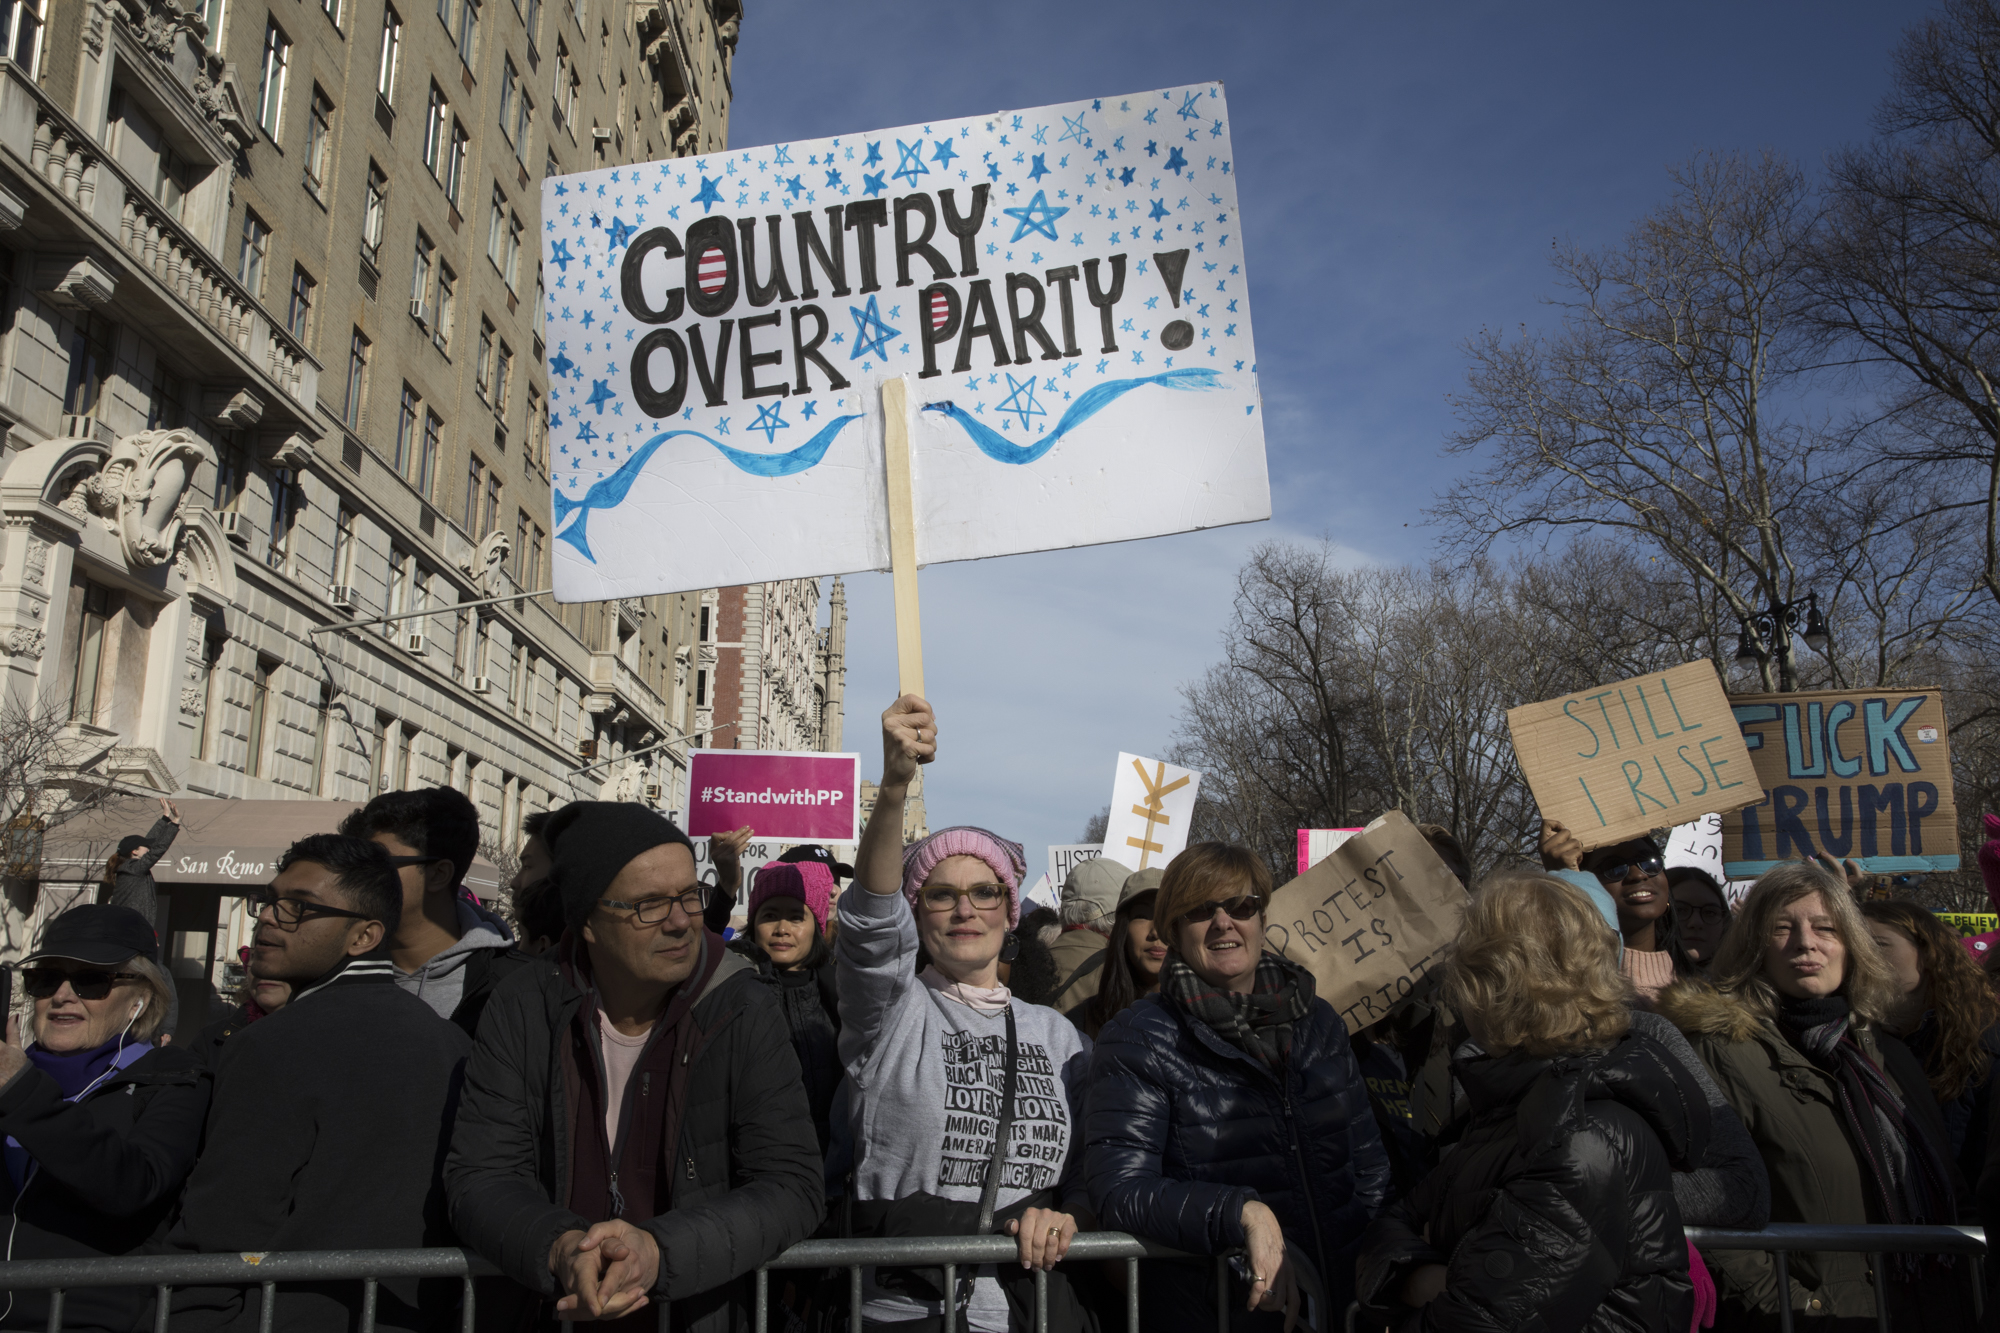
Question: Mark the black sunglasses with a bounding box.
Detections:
[22,967,140,1001]
[1591,856,1665,884]
[1176,896,1265,928]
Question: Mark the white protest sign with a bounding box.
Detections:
[1021,872,1061,914]
[1103,753,1201,871]
[1048,842,1105,888]
[542,84,1267,600]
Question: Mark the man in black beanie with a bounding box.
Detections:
[445,801,824,1329]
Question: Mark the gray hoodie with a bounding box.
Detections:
[395,896,517,1021]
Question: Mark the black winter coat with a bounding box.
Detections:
[0,1044,208,1333]
[1085,989,1390,1330]
[729,937,842,1158]
[444,942,825,1333]
[451,945,536,1038]
[1357,1033,1709,1333]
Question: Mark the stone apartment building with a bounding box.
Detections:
[0,0,850,1002]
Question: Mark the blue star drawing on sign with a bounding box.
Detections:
[863,172,887,197]
[800,400,819,419]
[586,380,617,414]
[550,350,579,380]
[605,217,636,250]
[848,295,899,361]
[932,139,959,169]
[1028,153,1050,182]
[1148,198,1169,221]
[1165,146,1189,176]
[691,175,725,212]
[1002,190,1069,242]
[1118,166,1136,186]
[864,141,883,167]
[550,239,574,272]
[996,373,1047,431]
[1058,112,1088,145]
[825,168,843,189]
[747,401,790,443]
[1176,90,1203,120]
[774,145,793,165]
[784,175,805,199]
[576,420,599,445]
[892,139,930,186]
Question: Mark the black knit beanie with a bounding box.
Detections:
[543,800,697,931]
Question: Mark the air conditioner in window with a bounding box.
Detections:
[643,782,663,801]
[471,675,493,694]
[577,739,597,759]
[216,512,253,546]
[403,632,426,654]
[409,298,429,325]
[328,585,358,611]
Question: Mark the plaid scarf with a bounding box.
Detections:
[1160,950,1313,1070]
[1775,995,1957,1274]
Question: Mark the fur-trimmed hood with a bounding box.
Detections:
[1655,980,1771,1045]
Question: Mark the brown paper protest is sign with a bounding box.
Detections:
[1507,660,1759,853]
[1266,811,1467,1034]
[1720,687,1957,879]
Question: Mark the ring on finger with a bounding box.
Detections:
[1047,1225,1062,1241]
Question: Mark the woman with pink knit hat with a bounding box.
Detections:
[733,858,843,1155]
[837,695,1097,1333]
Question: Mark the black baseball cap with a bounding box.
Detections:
[777,844,854,880]
[22,905,159,967]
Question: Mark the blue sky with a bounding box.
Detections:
[725,1,1917,872]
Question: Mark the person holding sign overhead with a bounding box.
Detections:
[837,696,1098,1332]
[1540,820,1702,1007]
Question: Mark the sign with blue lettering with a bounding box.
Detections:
[1721,687,1957,878]
[1507,660,1759,852]
[539,84,1269,600]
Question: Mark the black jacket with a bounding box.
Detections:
[166,958,472,1332]
[729,936,842,1158]
[0,1044,208,1333]
[1085,990,1390,1329]
[102,816,176,918]
[1357,1032,1709,1333]
[452,945,536,1038]
[444,940,825,1333]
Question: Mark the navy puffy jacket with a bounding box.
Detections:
[1085,990,1390,1326]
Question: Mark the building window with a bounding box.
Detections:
[385,546,412,625]
[462,453,485,532]
[494,340,513,413]
[484,470,502,541]
[4,0,45,74]
[237,210,269,294]
[147,362,185,430]
[498,58,517,140]
[246,657,275,777]
[267,469,301,570]
[513,507,529,579]
[423,83,449,178]
[504,212,522,289]
[285,265,314,343]
[394,382,420,476]
[361,163,387,264]
[68,581,112,723]
[376,3,401,101]
[512,93,531,162]
[410,230,433,319]
[695,669,706,707]
[454,0,477,64]
[435,263,457,350]
[552,43,573,129]
[320,0,340,26]
[257,18,289,139]
[525,386,543,469]
[532,261,545,342]
[475,319,493,399]
[304,87,333,194]
[522,0,538,45]
[61,311,115,424]
[213,439,249,511]
[308,682,334,794]
[445,122,469,207]
[528,520,545,586]
[418,410,442,498]
[485,187,507,269]
[193,634,223,760]
[343,328,369,429]
[332,503,357,586]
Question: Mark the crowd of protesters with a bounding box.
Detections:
[2,697,1999,1332]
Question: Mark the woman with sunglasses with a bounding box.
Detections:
[1086,841,1389,1331]
[1541,822,1700,1007]
[1070,871,1165,1041]
[0,905,207,1333]
[837,695,1097,1332]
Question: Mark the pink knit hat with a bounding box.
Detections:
[900,825,1027,927]
[748,861,835,935]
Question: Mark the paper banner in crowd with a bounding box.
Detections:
[691,836,858,913]
[1103,754,1201,871]
[1266,811,1468,1034]
[541,84,1269,600]
[1048,843,1105,888]
[1297,828,1364,876]
[1020,872,1061,914]
[1937,912,1999,938]
[1720,687,1958,878]
[1507,660,1759,853]
[686,750,861,841]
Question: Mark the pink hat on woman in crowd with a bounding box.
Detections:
[748,860,836,935]
[900,826,1028,927]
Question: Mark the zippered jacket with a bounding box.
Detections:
[1083,985,1389,1327]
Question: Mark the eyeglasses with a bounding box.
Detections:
[1176,896,1265,928]
[21,968,139,1001]
[1678,903,1729,925]
[597,886,707,925]
[246,890,375,929]
[918,884,1008,913]
[1591,857,1665,884]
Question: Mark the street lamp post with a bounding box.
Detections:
[1734,591,1829,693]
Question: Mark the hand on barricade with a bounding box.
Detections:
[880,695,936,786]
[1005,1206,1076,1270]
[549,1220,659,1320]
[1240,1200,1299,1331]
[1539,819,1583,872]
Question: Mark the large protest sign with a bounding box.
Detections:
[686,750,861,841]
[1721,687,1958,878]
[1103,754,1201,871]
[1266,812,1467,1033]
[541,85,1268,601]
[1297,828,1363,876]
[1507,661,1759,853]
[1938,912,1999,938]
[1048,843,1105,887]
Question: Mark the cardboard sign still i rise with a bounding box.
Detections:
[541,85,1269,600]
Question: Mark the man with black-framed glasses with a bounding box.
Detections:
[444,800,822,1331]
[165,833,471,1333]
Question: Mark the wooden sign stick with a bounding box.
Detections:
[881,376,926,702]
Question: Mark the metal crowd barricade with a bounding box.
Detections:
[1685,1223,1988,1333]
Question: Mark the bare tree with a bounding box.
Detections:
[0,692,129,954]
[1079,807,1108,843]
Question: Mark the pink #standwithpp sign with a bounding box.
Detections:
[686,751,862,842]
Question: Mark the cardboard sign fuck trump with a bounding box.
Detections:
[541,85,1269,600]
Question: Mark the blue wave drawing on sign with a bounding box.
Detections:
[553,413,864,562]
[921,368,1224,465]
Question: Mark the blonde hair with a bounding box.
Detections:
[30,954,175,1044]
[1445,874,1632,1057]
[1707,861,1893,1025]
